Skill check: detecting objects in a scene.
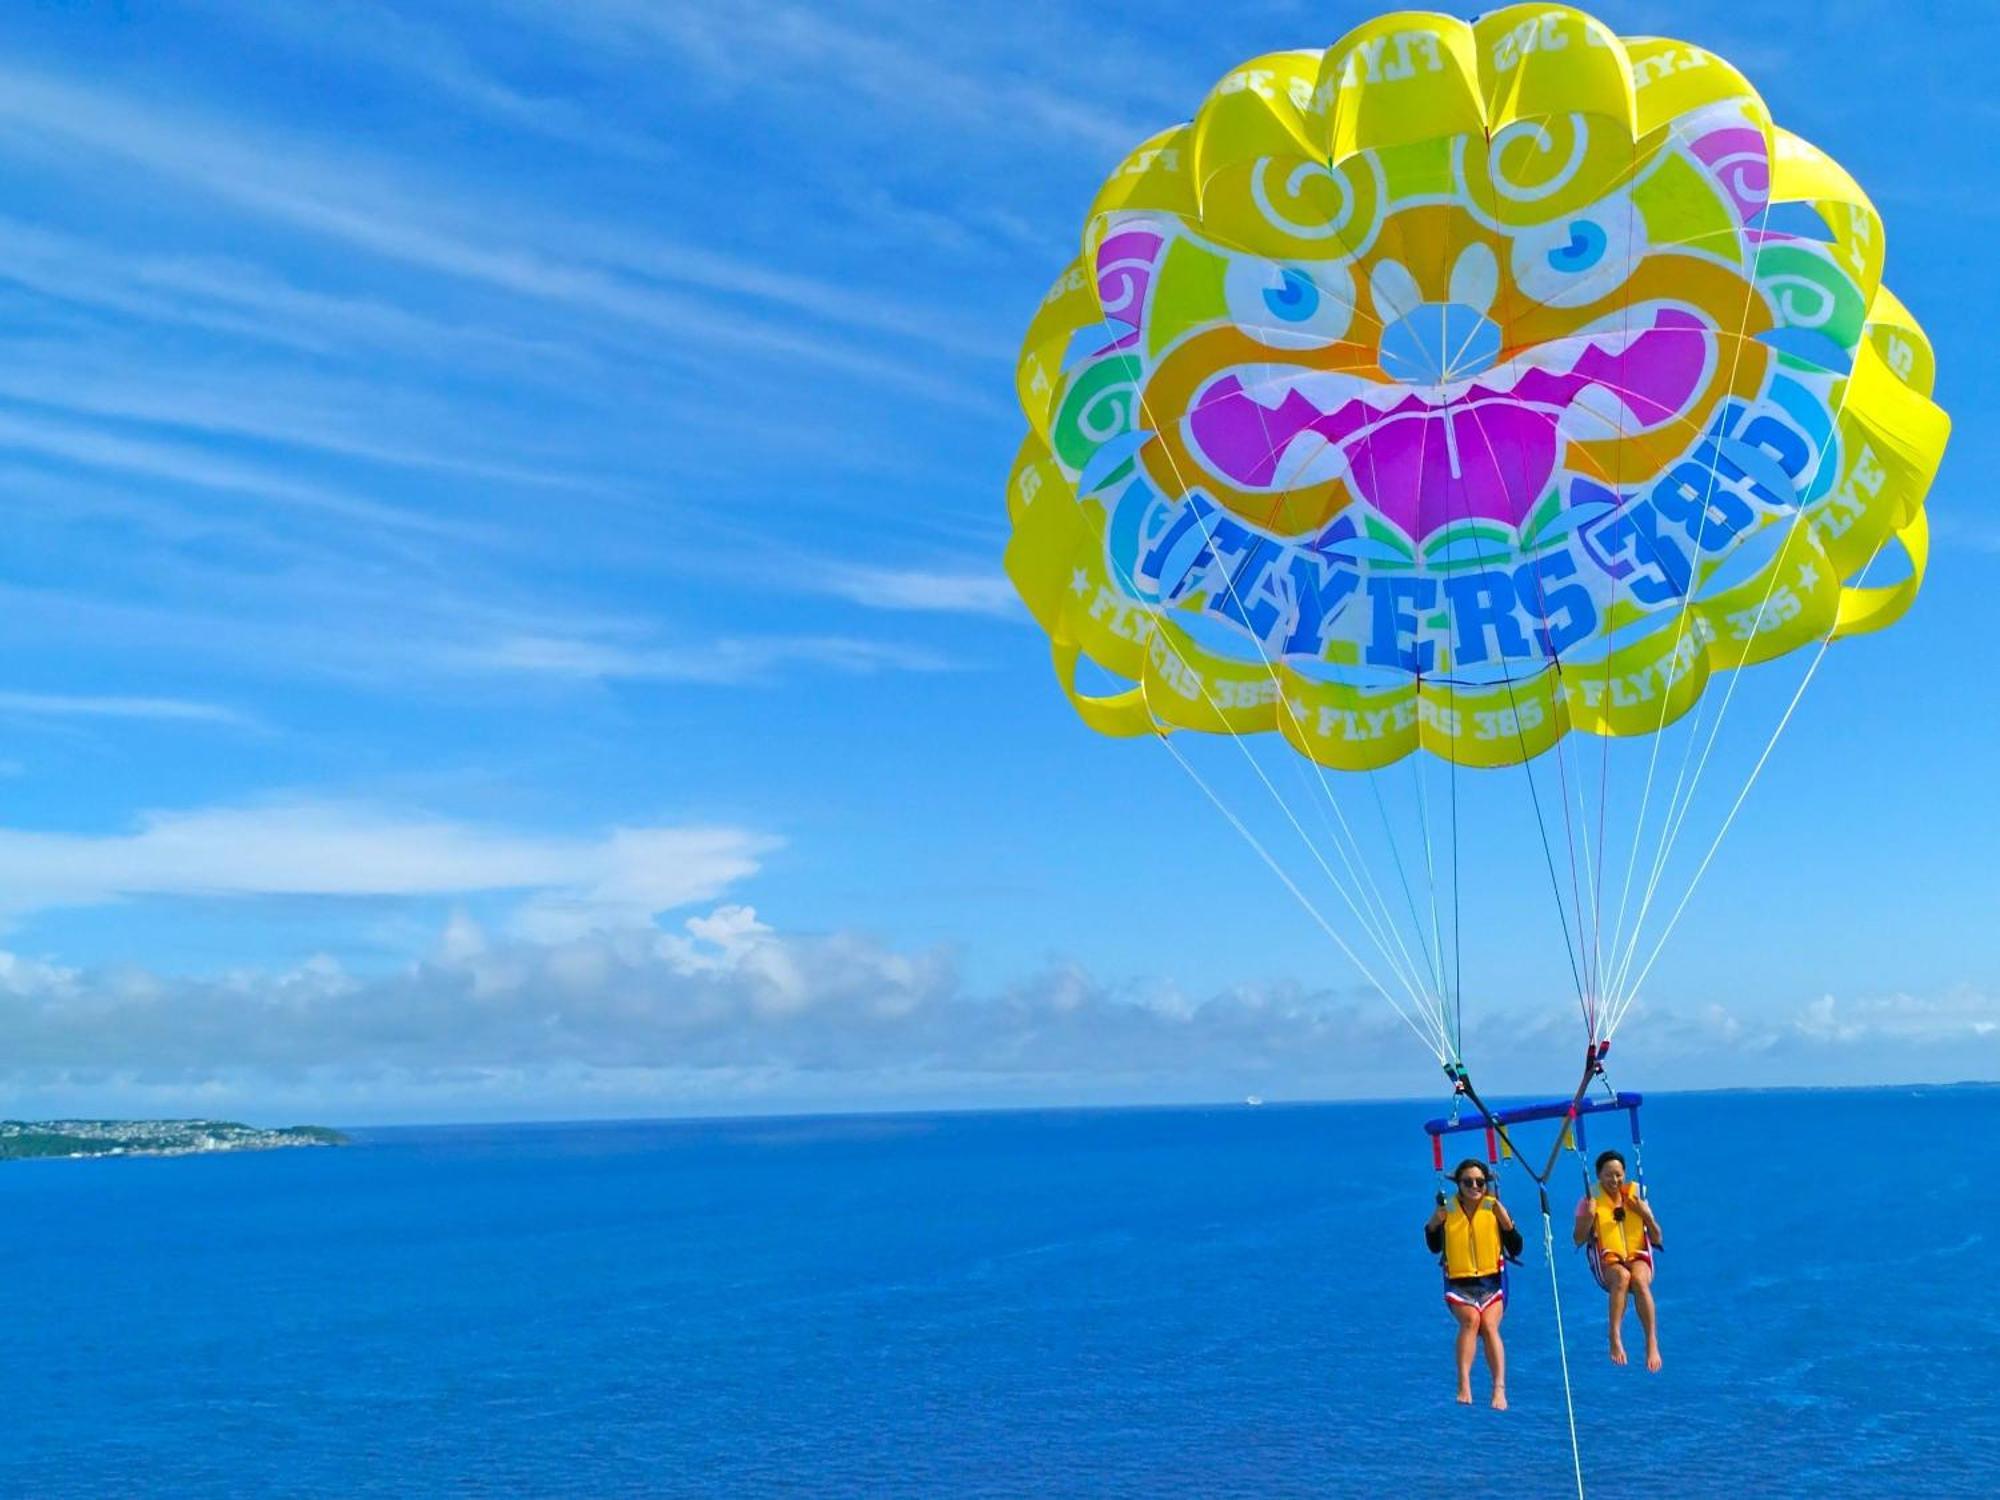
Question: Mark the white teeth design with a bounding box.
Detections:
[1274,434,1353,486]
[1215,302,1700,445]
[1371,258,1424,325]
[1560,382,1639,441]
[1448,244,1499,317]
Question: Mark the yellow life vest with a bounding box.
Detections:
[1441,1198,1503,1278]
[1589,1183,1651,1261]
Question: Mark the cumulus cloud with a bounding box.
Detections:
[2,903,1993,1122]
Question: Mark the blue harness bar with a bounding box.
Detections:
[1424,1091,1643,1140]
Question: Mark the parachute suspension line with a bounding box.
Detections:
[1448,392,1592,1025]
[1600,176,1780,1014]
[1445,178,1605,1033]
[1160,733,1451,1060]
[1115,383,1435,1003]
[1130,352,1452,1009]
[1589,159,1640,1035]
[1448,689,1464,1058]
[1602,318,1867,1027]
[1398,335,1457,1045]
[1566,739,1607,1019]
[1604,523,1901,1035]
[1411,713,1452,1040]
[1122,383,1451,1041]
[1546,674,1597,1030]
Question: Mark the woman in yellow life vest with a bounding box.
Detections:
[1423,1159,1522,1408]
[1573,1149,1666,1371]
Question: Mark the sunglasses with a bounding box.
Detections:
[1456,1176,1489,1188]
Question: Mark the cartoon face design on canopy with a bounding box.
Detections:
[1121,113,1775,545]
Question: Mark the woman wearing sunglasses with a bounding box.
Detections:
[1574,1148,1665,1371]
[1424,1160,1522,1407]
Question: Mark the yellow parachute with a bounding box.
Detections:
[1005,4,1946,773]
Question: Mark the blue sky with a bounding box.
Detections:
[0,0,1993,1123]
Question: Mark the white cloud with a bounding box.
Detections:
[0,904,1992,1120]
[0,800,774,925]
[500,1,1156,154]
[206,0,679,163]
[1790,988,2000,1044]
[454,632,955,682]
[0,406,474,539]
[0,62,993,407]
[0,691,256,727]
[813,563,1020,618]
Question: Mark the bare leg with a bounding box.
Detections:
[1629,1258,1662,1371]
[1449,1301,1479,1403]
[1604,1262,1631,1365]
[1478,1299,1508,1410]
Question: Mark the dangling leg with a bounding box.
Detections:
[1603,1260,1631,1365]
[1478,1297,1508,1410]
[1628,1257,1662,1371]
[1448,1300,1480,1403]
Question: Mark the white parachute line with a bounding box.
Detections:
[1588,195,1643,1019]
[1118,372,1448,1034]
[1405,354,1455,1035]
[1301,758,1447,1010]
[1124,342,1458,1033]
[1411,743,1452,1047]
[1602,548,1792,1025]
[1570,744,1603,1004]
[1600,183,1779,1008]
[1146,605,1442,1029]
[1446,146,1617,1029]
[1603,386,1856,1023]
[1447,386,1591,1022]
[1606,523,1895,1035]
[1161,734,1452,1060]
[1255,390,1461,1010]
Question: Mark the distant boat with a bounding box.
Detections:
[1245,1096,1264,1107]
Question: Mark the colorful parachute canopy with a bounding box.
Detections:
[1005,4,1948,770]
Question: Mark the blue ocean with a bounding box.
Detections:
[3,1089,1994,1497]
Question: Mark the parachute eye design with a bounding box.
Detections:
[1549,220,1607,273]
[1224,257,1354,348]
[1512,197,1641,308]
[1264,268,1319,320]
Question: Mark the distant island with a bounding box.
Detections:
[0,1119,348,1161]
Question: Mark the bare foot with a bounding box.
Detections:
[1646,1346,1663,1373]
[1609,1338,1628,1366]
[1491,1386,1508,1411]
[1456,1385,1473,1405]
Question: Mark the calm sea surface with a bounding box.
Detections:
[2,1089,1994,1497]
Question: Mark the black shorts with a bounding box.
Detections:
[1443,1273,1505,1311]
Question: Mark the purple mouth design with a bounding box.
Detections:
[1184,307,1713,536]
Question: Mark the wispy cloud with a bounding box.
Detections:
[812,562,1020,617]
[0,355,611,492]
[0,801,774,926]
[456,631,956,683]
[0,691,255,727]
[1927,514,2000,554]
[498,1,1159,154]
[203,0,679,163]
[0,61,995,407]
[0,406,484,540]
